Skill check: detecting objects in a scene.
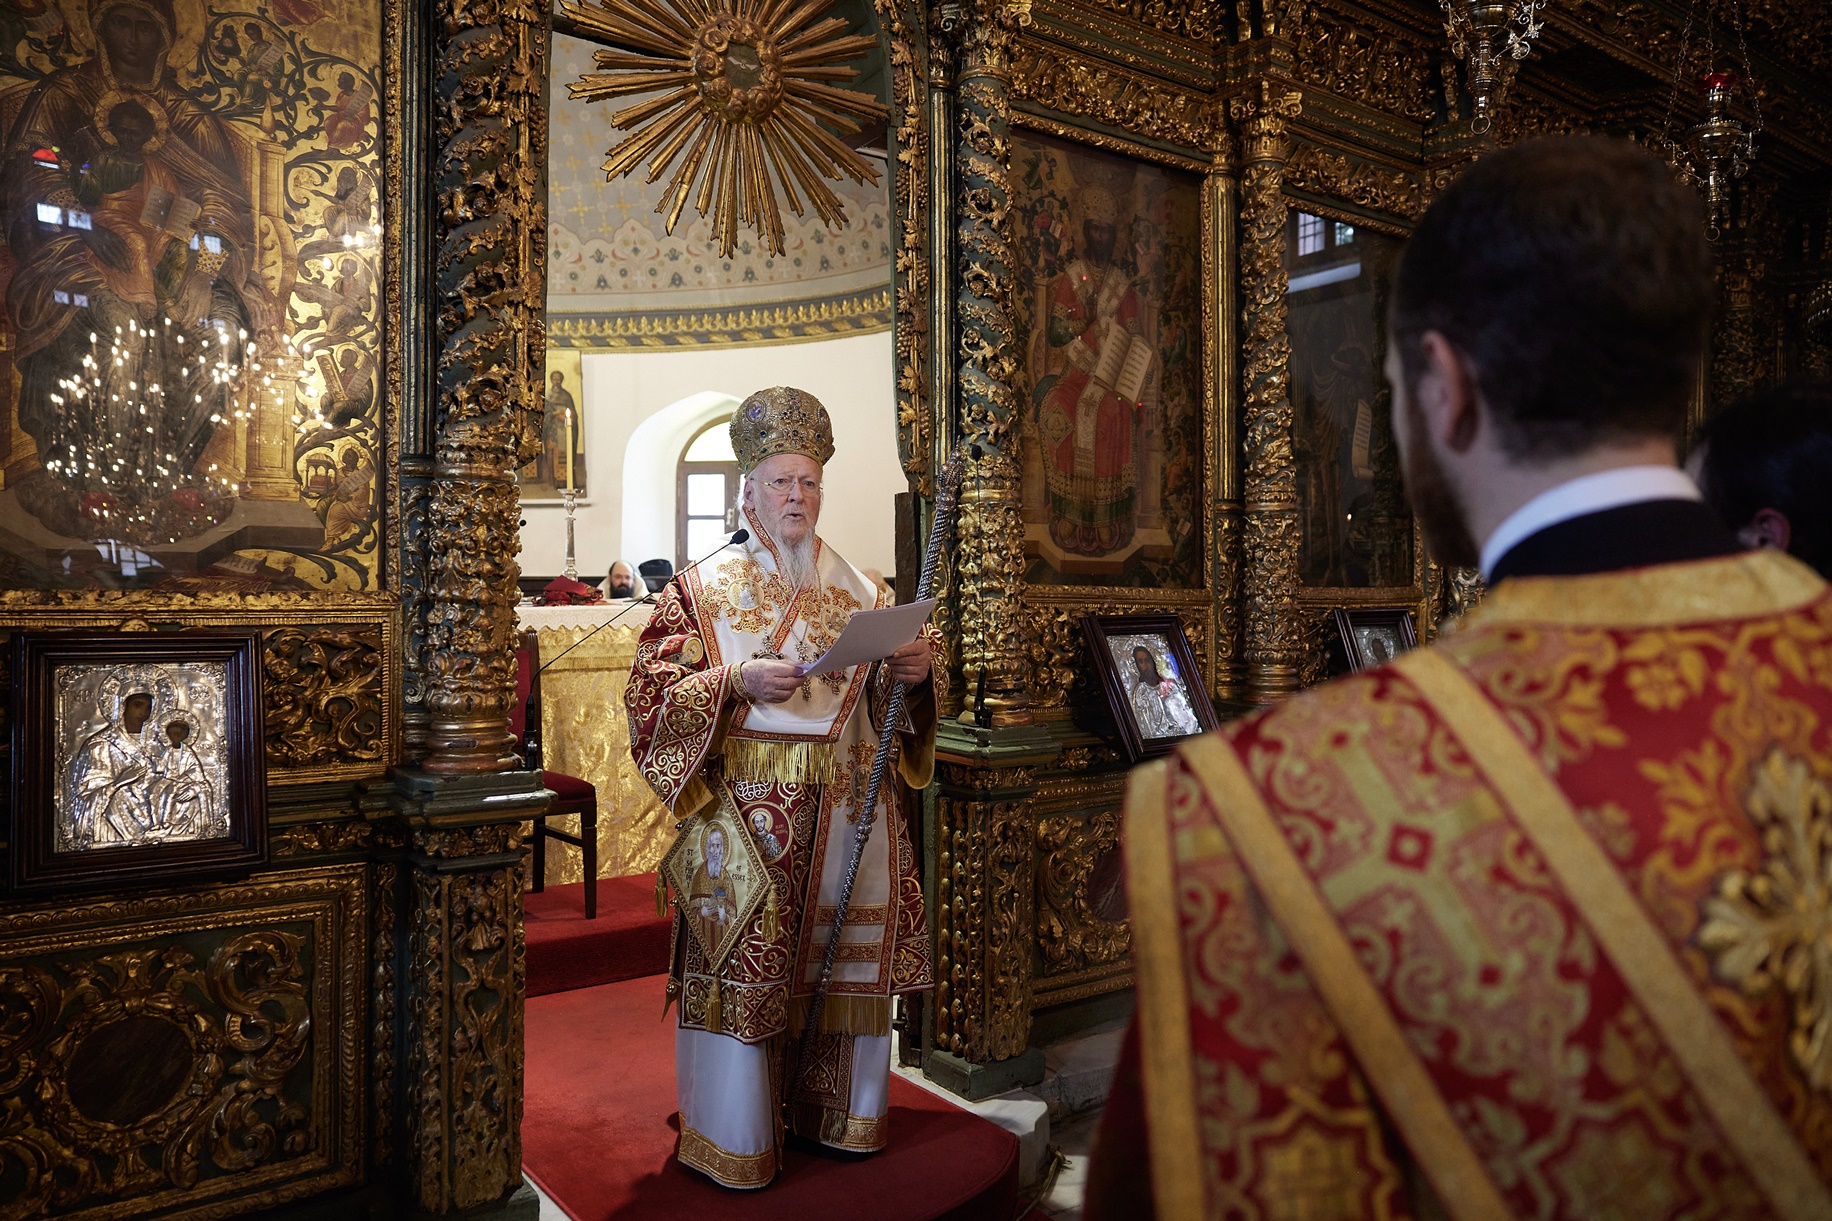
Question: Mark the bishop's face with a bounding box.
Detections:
[749,452,823,548]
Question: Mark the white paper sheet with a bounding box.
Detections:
[793,598,938,678]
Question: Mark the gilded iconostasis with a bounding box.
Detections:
[0,0,385,594]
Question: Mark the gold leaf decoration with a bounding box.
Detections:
[562,0,889,257]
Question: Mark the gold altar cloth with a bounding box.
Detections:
[519,603,669,883]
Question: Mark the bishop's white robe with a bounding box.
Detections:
[625,508,940,1188]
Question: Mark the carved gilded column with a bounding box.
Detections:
[392,0,550,1214]
[1204,161,1245,704]
[952,0,1031,727]
[1230,82,1303,703]
[421,0,548,774]
[928,758,1046,1096]
[398,816,531,1212]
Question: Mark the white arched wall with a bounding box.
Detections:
[517,330,902,581]
[620,392,741,566]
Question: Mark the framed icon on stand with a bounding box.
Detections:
[1080,614,1218,762]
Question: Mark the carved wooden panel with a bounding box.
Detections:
[0,866,367,1220]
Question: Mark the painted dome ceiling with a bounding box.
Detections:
[547,14,892,348]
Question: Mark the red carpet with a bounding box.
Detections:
[524,975,1020,1220]
[525,874,673,998]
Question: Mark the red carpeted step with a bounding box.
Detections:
[525,874,672,998]
[524,975,1020,1221]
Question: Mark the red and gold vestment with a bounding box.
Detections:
[1099,552,1832,1220]
[626,509,938,1186]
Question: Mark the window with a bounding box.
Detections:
[1297,212,1325,256]
[1287,210,1365,294]
[677,417,741,568]
[36,202,60,225]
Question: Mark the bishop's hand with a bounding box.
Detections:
[887,638,931,686]
[740,658,804,704]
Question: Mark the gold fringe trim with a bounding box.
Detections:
[655,871,669,918]
[788,993,892,1038]
[707,975,723,1033]
[723,738,836,785]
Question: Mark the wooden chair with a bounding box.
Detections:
[514,629,600,918]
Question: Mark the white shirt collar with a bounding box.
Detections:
[1478,465,1702,581]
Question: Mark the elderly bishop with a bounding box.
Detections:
[626,387,941,1188]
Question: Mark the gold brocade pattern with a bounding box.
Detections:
[1701,749,1832,1092]
[533,622,671,881]
[1133,556,1832,1218]
[678,1124,776,1188]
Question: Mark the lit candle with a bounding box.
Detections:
[565,405,574,489]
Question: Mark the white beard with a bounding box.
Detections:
[750,495,819,590]
[779,534,817,591]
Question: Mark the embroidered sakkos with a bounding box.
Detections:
[625,509,940,1184]
[1105,551,1832,1221]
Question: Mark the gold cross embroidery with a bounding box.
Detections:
[1315,726,1509,991]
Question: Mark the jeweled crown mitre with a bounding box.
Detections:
[730,386,835,473]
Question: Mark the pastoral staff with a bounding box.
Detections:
[626,387,942,1189]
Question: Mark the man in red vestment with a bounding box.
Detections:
[1089,136,1832,1219]
[1033,184,1158,556]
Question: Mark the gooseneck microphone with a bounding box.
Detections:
[536,528,749,674]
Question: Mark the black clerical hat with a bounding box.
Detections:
[638,558,673,593]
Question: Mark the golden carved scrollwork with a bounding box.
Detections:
[371,860,401,1171]
[1290,4,1434,124]
[271,820,373,857]
[933,766,1037,1063]
[0,869,365,1220]
[953,0,1034,724]
[263,627,386,772]
[876,0,934,493]
[420,0,549,775]
[1232,81,1304,702]
[1285,141,1424,220]
[1056,0,1218,42]
[1010,42,1219,153]
[403,821,526,1212]
[1036,810,1128,976]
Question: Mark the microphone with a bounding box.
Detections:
[536,528,749,674]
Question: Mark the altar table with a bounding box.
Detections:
[518,601,669,884]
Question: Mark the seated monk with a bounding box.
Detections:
[1089,136,1832,1219]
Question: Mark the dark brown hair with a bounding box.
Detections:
[1392,136,1713,460]
[1697,382,1832,579]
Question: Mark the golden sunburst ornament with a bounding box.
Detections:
[562,0,889,257]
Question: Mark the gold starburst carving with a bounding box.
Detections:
[562,0,888,257]
[1698,749,1832,1091]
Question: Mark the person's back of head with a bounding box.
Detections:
[1695,383,1832,579]
[1388,135,1716,568]
[638,558,674,594]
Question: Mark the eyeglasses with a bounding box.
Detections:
[760,476,822,495]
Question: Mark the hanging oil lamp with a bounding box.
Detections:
[1438,0,1548,134]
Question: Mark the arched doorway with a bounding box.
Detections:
[676,417,740,567]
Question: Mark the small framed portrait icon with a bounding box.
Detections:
[1333,607,1419,673]
[659,788,771,971]
[9,632,267,895]
[1081,614,1219,762]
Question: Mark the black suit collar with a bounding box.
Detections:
[1486,499,1741,584]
